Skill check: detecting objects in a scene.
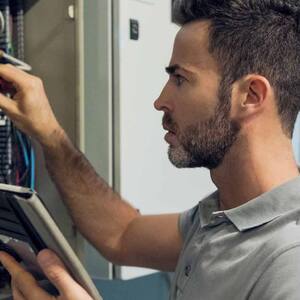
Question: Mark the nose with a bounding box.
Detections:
[154,83,172,112]
[153,96,163,111]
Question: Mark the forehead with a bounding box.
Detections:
[171,20,218,72]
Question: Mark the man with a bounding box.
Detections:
[0,0,300,299]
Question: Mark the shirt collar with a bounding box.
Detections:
[199,192,220,228]
[199,176,300,232]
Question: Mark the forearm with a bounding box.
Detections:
[42,128,140,263]
[0,67,139,264]
[0,67,183,273]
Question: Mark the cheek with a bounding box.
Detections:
[194,73,221,116]
[174,102,214,132]
[172,77,220,131]
[180,89,219,122]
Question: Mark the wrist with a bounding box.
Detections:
[39,124,66,150]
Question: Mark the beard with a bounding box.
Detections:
[163,84,241,170]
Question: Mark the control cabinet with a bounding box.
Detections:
[0,0,112,280]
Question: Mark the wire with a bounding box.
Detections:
[16,130,29,168]
[18,168,28,185]
[30,146,35,190]
[0,49,31,71]
[15,129,35,189]
[13,128,25,185]
[0,1,35,188]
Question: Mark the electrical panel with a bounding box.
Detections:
[0,0,34,188]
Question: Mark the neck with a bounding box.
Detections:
[211,134,299,210]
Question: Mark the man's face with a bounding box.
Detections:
[154,21,240,170]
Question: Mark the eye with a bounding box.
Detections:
[173,74,185,87]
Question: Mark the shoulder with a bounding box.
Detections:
[249,244,300,300]
[178,204,200,240]
[262,214,300,257]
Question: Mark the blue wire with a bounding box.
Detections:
[16,130,35,189]
[16,131,29,168]
[30,146,35,190]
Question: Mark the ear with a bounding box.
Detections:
[231,75,271,122]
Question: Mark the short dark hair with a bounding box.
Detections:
[173,0,300,137]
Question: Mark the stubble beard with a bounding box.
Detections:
[166,85,241,170]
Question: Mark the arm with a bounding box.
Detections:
[0,64,182,271]
[43,129,182,270]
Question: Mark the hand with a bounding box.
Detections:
[0,249,94,300]
[0,64,63,146]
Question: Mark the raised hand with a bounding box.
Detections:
[0,64,63,146]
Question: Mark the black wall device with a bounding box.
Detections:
[130,19,139,41]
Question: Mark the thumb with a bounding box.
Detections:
[37,249,88,299]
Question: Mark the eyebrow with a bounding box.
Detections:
[165,64,195,76]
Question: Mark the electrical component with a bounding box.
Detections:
[0,0,11,54]
[10,0,24,60]
[0,110,12,184]
[0,0,35,188]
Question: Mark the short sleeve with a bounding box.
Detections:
[248,245,300,300]
[178,205,199,241]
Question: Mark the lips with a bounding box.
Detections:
[162,119,179,145]
[164,131,178,145]
[163,124,176,134]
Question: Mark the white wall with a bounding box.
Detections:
[116,0,216,279]
[293,114,300,164]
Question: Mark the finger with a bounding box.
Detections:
[0,64,32,91]
[0,92,18,114]
[11,280,26,300]
[0,252,50,299]
[0,251,27,278]
[37,249,90,298]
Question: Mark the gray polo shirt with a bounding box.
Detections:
[170,176,300,300]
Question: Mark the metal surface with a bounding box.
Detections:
[23,0,79,250]
[82,0,113,279]
[19,0,114,280]
[22,0,113,279]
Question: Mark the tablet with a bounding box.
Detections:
[0,183,103,300]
